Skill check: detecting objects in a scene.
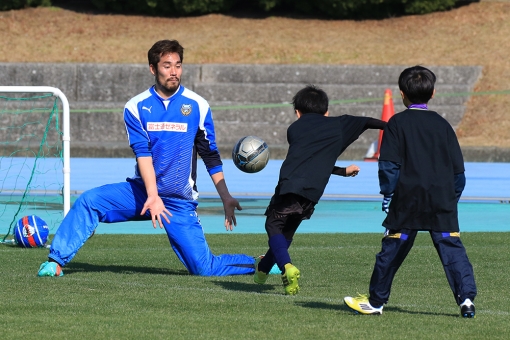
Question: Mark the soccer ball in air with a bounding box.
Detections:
[14,215,49,248]
[232,136,270,173]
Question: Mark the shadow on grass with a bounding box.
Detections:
[296,301,345,312]
[297,302,379,314]
[211,280,280,294]
[385,306,459,318]
[298,301,457,317]
[65,262,189,276]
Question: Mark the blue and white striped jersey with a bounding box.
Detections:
[124,85,222,201]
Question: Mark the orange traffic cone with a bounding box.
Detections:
[364,89,395,161]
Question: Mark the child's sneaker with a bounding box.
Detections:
[460,298,475,318]
[268,263,281,275]
[281,263,300,295]
[254,256,269,284]
[38,261,64,277]
[344,294,383,315]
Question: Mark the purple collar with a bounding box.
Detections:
[408,103,428,110]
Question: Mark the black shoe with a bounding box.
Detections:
[460,299,475,318]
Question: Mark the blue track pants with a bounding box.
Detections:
[48,181,255,276]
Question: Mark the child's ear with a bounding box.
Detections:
[325,111,330,117]
[431,89,436,98]
[295,109,302,118]
[400,90,411,108]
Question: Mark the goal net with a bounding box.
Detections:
[0,86,70,243]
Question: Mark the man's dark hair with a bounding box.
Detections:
[291,84,329,115]
[148,40,184,66]
[398,66,436,104]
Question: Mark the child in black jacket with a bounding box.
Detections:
[254,84,385,295]
[344,66,477,318]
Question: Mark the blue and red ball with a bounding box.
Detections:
[14,215,49,248]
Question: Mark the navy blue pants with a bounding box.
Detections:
[48,181,255,276]
[258,193,315,273]
[369,229,477,307]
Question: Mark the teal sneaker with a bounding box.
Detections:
[38,261,64,277]
[269,263,281,275]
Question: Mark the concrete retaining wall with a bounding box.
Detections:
[2,62,498,161]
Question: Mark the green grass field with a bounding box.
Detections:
[1,232,508,339]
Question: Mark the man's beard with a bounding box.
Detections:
[157,76,180,94]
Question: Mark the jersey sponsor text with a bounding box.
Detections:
[147,122,188,132]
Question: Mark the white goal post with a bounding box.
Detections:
[0,86,71,216]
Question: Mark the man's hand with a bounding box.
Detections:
[136,156,171,228]
[141,195,172,229]
[345,164,360,177]
[382,194,393,214]
[210,172,243,231]
[222,196,243,231]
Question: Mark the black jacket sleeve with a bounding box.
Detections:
[365,118,386,130]
[454,172,466,202]
[332,166,347,176]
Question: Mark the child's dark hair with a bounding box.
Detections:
[398,66,436,104]
[291,84,329,115]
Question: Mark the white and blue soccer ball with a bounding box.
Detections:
[232,136,270,173]
[14,215,49,248]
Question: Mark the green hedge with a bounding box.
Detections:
[255,0,462,18]
[89,0,236,16]
[0,0,474,18]
[87,0,473,17]
[0,0,51,11]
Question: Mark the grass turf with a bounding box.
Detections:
[0,232,508,339]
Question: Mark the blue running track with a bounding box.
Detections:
[66,159,510,233]
[2,158,509,234]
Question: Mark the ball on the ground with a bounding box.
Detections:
[14,215,49,248]
[232,135,270,173]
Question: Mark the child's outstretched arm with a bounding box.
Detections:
[365,118,386,130]
[332,164,360,177]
